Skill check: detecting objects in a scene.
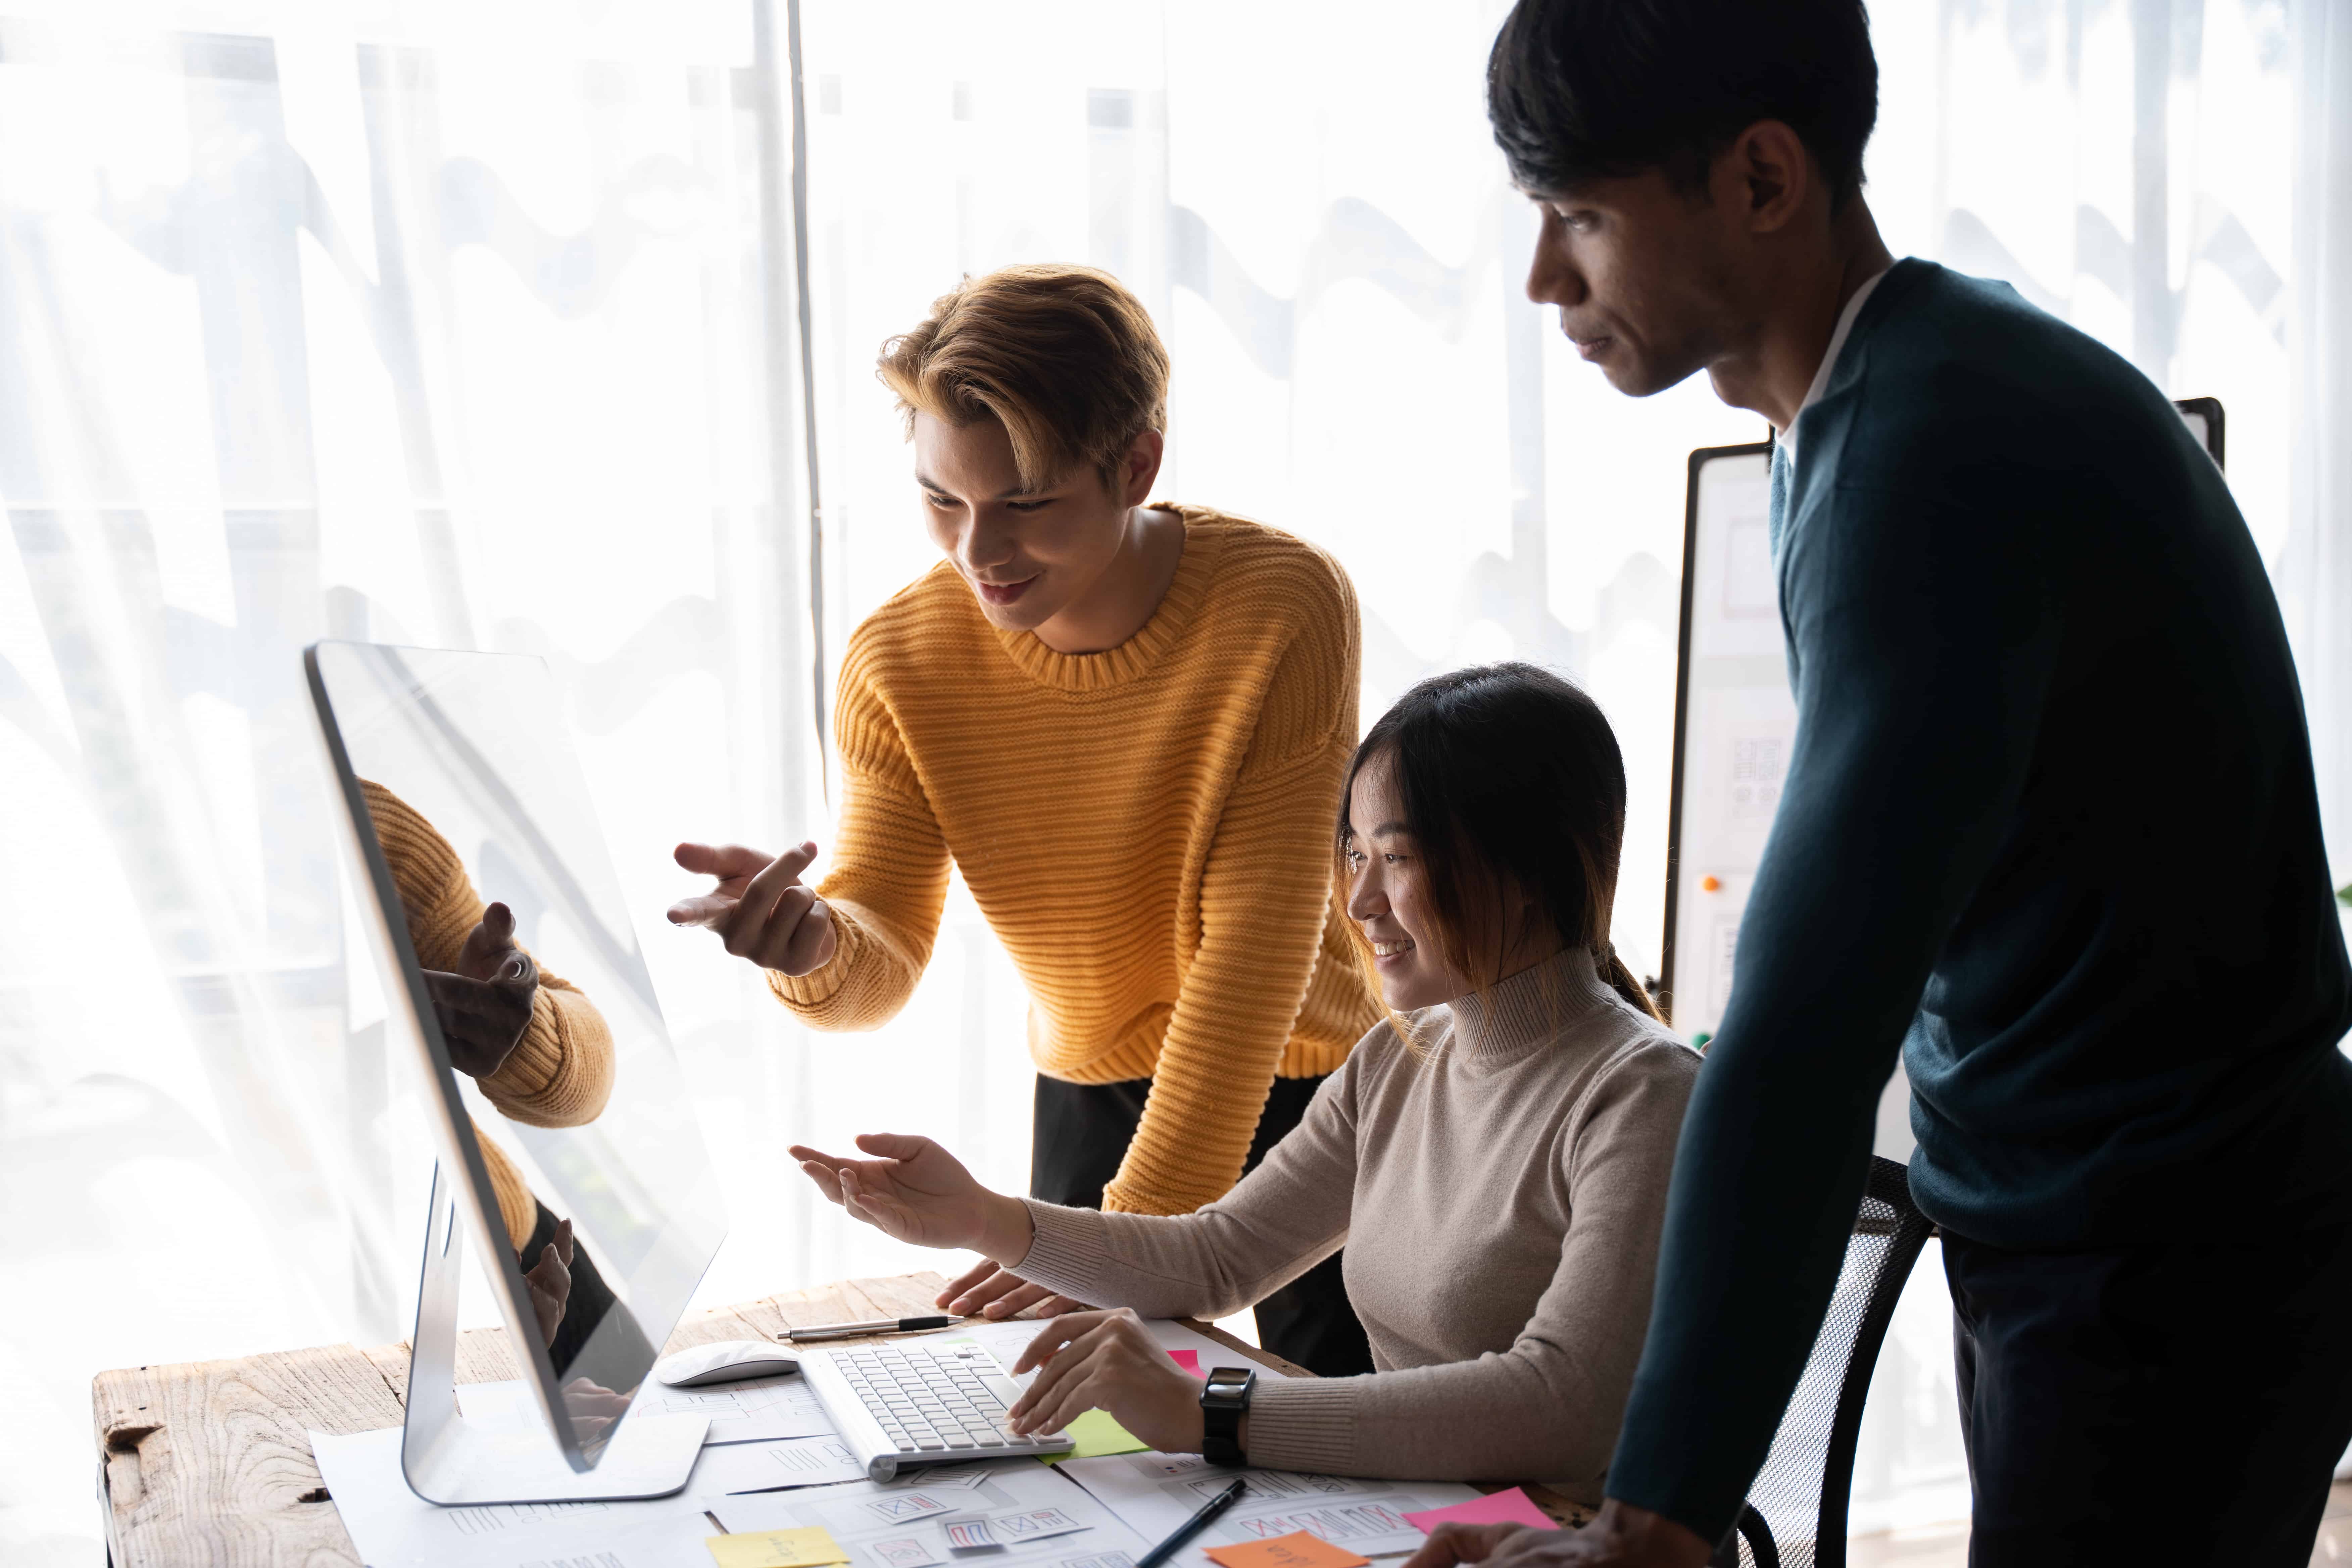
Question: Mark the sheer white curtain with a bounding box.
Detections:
[797,0,1756,1008]
[2,1,2345,1563]
[0,6,822,1560]
[2284,0,2352,899]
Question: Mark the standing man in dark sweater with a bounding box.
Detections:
[1404,3,2352,1566]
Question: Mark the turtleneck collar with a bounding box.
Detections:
[1443,945,1619,1068]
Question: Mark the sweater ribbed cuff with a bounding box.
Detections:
[767,950,851,1010]
[1012,1199,1112,1300]
[1231,1376,1359,1474]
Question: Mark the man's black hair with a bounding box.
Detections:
[1487,0,1878,207]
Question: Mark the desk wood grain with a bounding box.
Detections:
[91,1272,1580,1567]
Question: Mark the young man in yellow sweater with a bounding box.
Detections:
[668,263,1380,1373]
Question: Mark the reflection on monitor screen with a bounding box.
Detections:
[311,641,724,1462]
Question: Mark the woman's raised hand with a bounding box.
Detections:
[791,1133,1033,1262]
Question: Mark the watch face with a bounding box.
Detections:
[1204,1367,1255,1402]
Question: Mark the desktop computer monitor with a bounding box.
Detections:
[306,641,726,1501]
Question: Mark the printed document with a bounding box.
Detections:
[1059,1453,1478,1564]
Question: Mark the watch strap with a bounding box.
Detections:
[1200,1366,1254,1466]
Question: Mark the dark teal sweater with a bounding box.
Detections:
[1608,259,2352,1542]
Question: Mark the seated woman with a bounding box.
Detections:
[792,663,1699,1495]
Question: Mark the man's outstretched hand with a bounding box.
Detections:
[1402,1505,1713,1568]
[668,842,838,976]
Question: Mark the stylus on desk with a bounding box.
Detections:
[782,1315,954,1342]
[1136,1478,1245,1568]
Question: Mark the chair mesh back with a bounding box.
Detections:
[1714,1157,1933,1568]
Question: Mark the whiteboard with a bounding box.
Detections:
[1660,442,1780,1044]
[1661,399,2226,1047]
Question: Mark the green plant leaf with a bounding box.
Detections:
[2339,881,2352,908]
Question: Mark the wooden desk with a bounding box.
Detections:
[92,1271,1588,1566]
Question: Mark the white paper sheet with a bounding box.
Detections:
[985,1506,1091,1543]
[689,1433,869,1492]
[311,1431,1126,1568]
[1058,1454,1479,1563]
[310,1426,733,1568]
[309,1317,1376,1568]
[456,1372,835,1447]
[649,1372,837,1444]
[934,1318,1286,1385]
[884,1462,996,1492]
[870,1536,946,1568]
[713,1462,1149,1568]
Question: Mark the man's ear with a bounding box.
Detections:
[1720,119,1813,235]
[1120,427,1166,509]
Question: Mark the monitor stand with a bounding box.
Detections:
[399,1162,709,1504]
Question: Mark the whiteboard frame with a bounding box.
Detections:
[1659,441,1771,1029]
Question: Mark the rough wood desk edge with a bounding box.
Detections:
[92,1270,1586,1564]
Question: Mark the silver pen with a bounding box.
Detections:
[782,1314,954,1342]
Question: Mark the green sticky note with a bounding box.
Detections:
[1040,1407,1148,1463]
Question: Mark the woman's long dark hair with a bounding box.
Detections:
[1338,662,1662,1022]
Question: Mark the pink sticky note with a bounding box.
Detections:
[1168,1349,1202,1377]
[1403,1488,1555,1534]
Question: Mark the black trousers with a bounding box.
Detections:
[1030,1073,1376,1378]
[1945,1224,2352,1567]
[519,1199,651,1385]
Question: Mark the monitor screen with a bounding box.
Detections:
[308,640,724,1462]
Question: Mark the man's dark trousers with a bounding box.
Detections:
[1030,1073,1374,1377]
[1947,1223,2352,1566]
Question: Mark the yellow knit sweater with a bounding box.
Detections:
[774,506,1381,1216]
[363,780,617,1248]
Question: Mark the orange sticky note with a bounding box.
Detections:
[1204,1532,1371,1568]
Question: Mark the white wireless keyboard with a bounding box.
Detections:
[799,1339,1073,1480]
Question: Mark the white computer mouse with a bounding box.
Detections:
[653,1339,801,1388]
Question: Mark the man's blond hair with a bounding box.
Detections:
[877,264,1170,492]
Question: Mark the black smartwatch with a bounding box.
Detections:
[1200,1365,1255,1466]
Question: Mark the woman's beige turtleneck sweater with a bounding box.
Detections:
[1011,946,1699,1498]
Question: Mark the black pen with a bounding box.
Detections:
[1137,1478,1246,1568]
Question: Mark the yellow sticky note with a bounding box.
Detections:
[706,1527,852,1568]
[1038,1407,1149,1464]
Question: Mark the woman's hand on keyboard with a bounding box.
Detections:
[1004,1308,1204,1454]
[791,1132,1035,1263]
[938,1258,1089,1321]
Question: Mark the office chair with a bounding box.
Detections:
[1708,1156,1936,1568]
